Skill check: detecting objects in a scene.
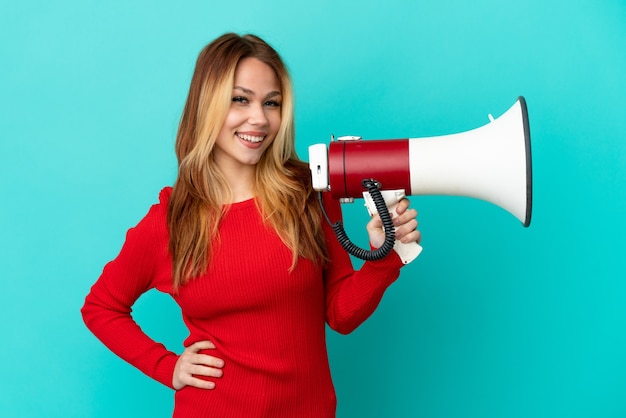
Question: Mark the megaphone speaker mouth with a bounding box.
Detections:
[519,96,533,227]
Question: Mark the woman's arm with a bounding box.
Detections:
[81,202,180,388]
[321,195,420,334]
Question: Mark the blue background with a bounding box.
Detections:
[2,0,625,417]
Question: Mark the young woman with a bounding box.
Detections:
[82,32,421,418]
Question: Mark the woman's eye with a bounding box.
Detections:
[232,96,248,104]
[264,100,281,108]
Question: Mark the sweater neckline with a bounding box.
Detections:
[225,197,257,212]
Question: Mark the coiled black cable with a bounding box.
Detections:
[318,179,396,261]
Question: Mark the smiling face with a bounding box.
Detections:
[213,57,282,175]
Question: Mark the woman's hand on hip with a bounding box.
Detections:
[172,340,224,390]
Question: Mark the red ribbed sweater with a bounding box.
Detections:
[81,187,403,417]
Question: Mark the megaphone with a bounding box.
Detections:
[308,96,532,264]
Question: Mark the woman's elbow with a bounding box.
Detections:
[326,317,360,335]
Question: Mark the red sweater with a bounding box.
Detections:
[82,187,403,417]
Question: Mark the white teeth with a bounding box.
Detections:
[237,133,265,143]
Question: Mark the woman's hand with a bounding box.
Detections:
[172,340,224,390]
[367,198,421,250]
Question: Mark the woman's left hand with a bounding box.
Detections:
[366,198,421,250]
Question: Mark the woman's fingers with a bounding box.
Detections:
[188,340,216,350]
[183,375,218,390]
[184,353,225,377]
[367,198,422,248]
[397,221,422,243]
[173,340,225,390]
[187,362,224,378]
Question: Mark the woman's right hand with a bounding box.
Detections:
[172,340,224,390]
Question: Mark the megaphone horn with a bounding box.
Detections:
[408,96,532,227]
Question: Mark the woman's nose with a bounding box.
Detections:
[248,103,269,126]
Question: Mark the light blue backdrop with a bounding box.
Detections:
[2,0,625,417]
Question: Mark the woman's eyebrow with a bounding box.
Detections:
[265,90,282,100]
[234,86,281,98]
[234,86,254,95]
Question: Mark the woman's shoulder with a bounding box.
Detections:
[147,186,172,217]
[158,186,173,205]
[132,187,172,235]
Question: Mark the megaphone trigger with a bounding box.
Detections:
[363,189,423,264]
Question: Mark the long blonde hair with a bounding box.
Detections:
[168,33,327,288]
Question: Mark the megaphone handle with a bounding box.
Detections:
[363,190,423,264]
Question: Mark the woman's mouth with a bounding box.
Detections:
[237,133,265,143]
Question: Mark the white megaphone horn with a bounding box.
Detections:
[309,96,532,264]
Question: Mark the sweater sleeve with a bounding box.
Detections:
[321,194,405,335]
[81,192,178,388]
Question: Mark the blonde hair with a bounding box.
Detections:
[168,33,327,288]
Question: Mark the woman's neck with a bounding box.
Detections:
[222,166,256,203]
[229,185,255,203]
